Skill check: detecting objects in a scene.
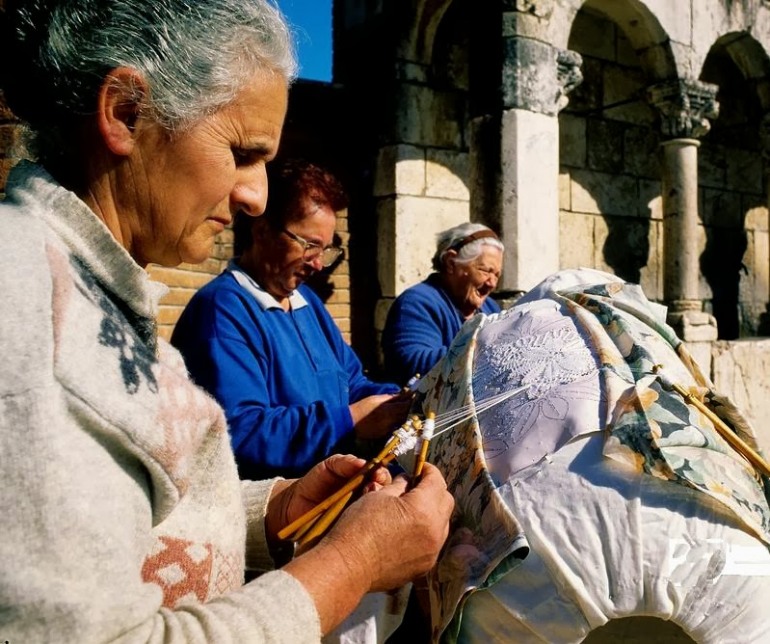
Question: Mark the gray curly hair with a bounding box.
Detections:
[1,0,297,164]
[431,222,505,272]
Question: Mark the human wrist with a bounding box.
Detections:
[283,538,372,634]
[265,479,294,548]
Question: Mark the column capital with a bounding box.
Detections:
[504,0,554,17]
[502,36,583,115]
[556,49,583,112]
[647,79,719,139]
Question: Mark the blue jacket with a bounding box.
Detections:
[381,273,501,385]
[171,264,398,479]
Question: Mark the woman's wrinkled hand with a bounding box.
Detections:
[266,454,391,542]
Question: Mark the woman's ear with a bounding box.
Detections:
[443,250,458,274]
[96,67,147,156]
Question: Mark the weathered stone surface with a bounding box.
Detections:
[647,0,693,46]
[668,310,719,342]
[587,118,624,173]
[744,201,769,233]
[698,142,727,188]
[379,195,469,296]
[638,180,663,219]
[615,29,637,67]
[726,148,763,194]
[502,37,581,115]
[558,171,571,210]
[568,9,615,62]
[559,113,587,168]
[499,108,560,290]
[570,168,639,217]
[711,338,770,454]
[603,66,655,126]
[701,187,743,228]
[624,126,662,179]
[374,145,426,197]
[648,79,719,139]
[425,150,469,200]
[394,85,465,149]
[559,210,594,270]
[639,219,663,300]
[681,341,714,379]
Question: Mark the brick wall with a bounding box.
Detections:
[148,208,351,343]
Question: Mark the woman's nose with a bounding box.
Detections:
[232,166,268,217]
[307,254,325,272]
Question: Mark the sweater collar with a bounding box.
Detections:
[5,160,167,320]
[227,261,308,311]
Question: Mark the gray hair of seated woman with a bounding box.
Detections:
[431,222,505,272]
[0,0,297,169]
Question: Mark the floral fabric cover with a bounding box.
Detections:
[407,269,770,642]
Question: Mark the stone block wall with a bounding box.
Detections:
[374,144,470,298]
[560,8,664,302]
[561,6,769,338]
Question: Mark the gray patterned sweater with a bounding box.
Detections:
[0,161,321,642]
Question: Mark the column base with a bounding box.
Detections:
[667,309,718,342]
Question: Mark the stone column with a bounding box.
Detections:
[759,113,770,335]
[470,27,582,295]
[648,79,719,342]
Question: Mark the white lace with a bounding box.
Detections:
[470,304,602,477]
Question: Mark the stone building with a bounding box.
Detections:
[3,0,770,454]
[330,0,770,453]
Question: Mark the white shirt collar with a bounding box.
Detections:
[228,261,308,311]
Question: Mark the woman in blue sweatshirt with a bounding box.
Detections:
[172,160,409,479]
[381,223,505,385]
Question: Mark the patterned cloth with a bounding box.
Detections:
[406,268,770,642]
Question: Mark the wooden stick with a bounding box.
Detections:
[412,411,435,482]
[277,449,398,542]
[288,508,324,542]
[297,490,354,548]
[653,365,770,477]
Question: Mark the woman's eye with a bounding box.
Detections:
[233,148,258,166]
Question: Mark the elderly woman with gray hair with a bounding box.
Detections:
[381,222,504,385]
[0,0,453,641]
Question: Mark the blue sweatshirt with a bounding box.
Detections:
[381,273,501,385]
[171,264,398,479]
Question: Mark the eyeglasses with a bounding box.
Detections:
[282,228,344,267]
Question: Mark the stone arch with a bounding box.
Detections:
[581,0,676,80]
[550,0,680,81]
[559,1,673,297]
[698,32,770,338]
[397,0,455,66]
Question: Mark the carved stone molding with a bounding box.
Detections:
[647,79,720,139]
[556,49,583,112]
[507,0,554,18]
[502,37,582,115]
